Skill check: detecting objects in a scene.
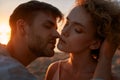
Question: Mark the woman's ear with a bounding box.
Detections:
[90,40,101,50]
[16,19,26,36]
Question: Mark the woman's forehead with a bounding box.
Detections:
[68,6,93,28]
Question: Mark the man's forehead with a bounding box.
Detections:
[33,12,56,21]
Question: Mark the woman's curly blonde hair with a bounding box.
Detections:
[76,0,120,60]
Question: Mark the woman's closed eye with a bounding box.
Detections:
[74,25,83,33]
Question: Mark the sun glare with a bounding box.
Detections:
[0,23,11,45]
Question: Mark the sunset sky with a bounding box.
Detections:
[0,0,75,45]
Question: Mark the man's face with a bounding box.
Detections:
[25,12,60,57]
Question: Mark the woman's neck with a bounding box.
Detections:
[68,52,97,73]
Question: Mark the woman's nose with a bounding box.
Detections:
[61,26,70,37]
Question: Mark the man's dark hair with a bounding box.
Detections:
[9,0,63,35]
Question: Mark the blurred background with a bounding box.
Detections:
[0,0,120,80]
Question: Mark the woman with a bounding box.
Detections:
[45,0,120,80]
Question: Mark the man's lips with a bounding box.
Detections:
[48,40,56,49]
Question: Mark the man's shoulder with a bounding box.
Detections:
[0,51,36,80]
[0,44,23,68]
[0,53,22,67]
[0,44,20,67]
[0,43,9,56]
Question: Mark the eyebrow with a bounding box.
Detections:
[66,17,85,28]
[45,20,57,29]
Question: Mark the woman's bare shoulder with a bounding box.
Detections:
[48,59,68,72]
[45,60,61,80]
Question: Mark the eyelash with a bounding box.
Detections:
[75,29,82,33]
[64,20,83,33]
[74,26,82,33]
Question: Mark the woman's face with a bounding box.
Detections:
[57,6,100,54]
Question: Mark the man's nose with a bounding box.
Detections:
[52,29,60,38]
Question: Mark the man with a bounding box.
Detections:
[0,0,63,79]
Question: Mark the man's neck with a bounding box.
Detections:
[6,40,37,66]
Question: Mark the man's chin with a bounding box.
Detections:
[42,50,55,57]
[46,54,54,57]
[46,51,55,57]
[34,50,55,57]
